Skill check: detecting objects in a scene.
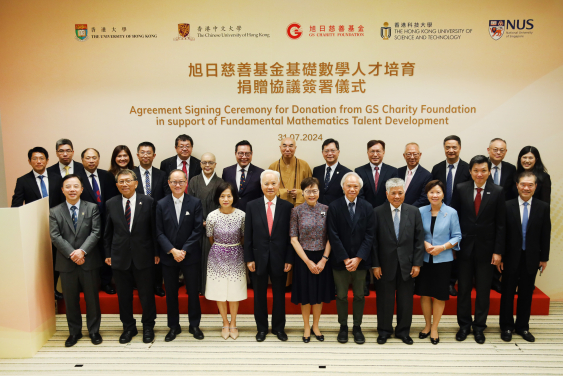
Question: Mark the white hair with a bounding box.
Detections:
[260,169,280,183]
[340,172,364,189]
[385,178,405,192]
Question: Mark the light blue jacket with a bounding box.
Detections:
[419,203,462,263]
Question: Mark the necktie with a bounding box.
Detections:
[125,199,131,231]
[445,164,454,205]
[374,166,380,192]
[239,169,246,191]
[182,161,188,193]
[71,205,78,230]
[324,166,332,191]
[348,202,355,221]
[522,202,529,251]
[145,171,151,196]
[405,170,413,191]
[38,175,48,198]
[393,208,400,240]
[493,166,500,185]
[474,188,483,215]
[174,199,181,224]
[64,165,70,176]
[90,174,102,204]
[266,201,273,235]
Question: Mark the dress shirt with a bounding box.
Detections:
[370,162,383,180]
[139,165,152,195]
[236,164,249,190]
[177,156,190,178]
[264,196,277,219]
[344,196,358,206]
[445,159,460,189]
[32,170,49,198]
[59,160,74,177]
[324,161,339,182]
[65,199,85,254]
[406,163,419,177]
[518,196,532,224]
[473,182,487,200]
[389,203,402,217]
[202,172,215,186]
[86,169,101,192]
[122,193,137,231]
[173,194,183,223]
[491,162,502,184]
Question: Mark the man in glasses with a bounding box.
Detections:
[397,143,433,207]
[312,138,351,206]
[159,135,202,192]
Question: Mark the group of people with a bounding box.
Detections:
[11,134,551,348]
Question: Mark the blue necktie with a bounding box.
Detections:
[38,175,48,198]
[145,171,151,196]
[493,166,500,185]
[348,202,355,221]
[393,208,400,240]
[445,164,454,205]
[71,206,78,230]
[522,202,529,251]
[324,166,332,191]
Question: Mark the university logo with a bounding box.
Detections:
[174,23,194,41]
[75,24,88,41]
[380,22,391,40]
[287,23,302,39]
[489,20,505,40]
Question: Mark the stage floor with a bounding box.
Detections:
[1,302,563,375]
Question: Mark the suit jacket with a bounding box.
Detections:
[450,181,506,260]
[431,159,471,203]
[104,194,157,271]
[11,170,58,208]
[78,168,119,218]
[327,196,375,271]
[419,204,462,263]
[133,166,170,202]
[504,198,550,275]
[372,203,425,281]
[159,155,202,182]
[487,161,517,201]
[156,193,203,266]
[222,163,264,212]
[398,165,432,207]
[355,163,398,208]
[313,163,352,206]
[49,201,102,272]
[243,197,294,276]
[46,161,86,206]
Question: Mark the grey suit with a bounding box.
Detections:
[49,200,102,335]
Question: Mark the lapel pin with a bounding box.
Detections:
[443,212,447,218]
[336,171,339,174]
[82,212,85,216]
[321,211,326,217]
[487,192,491,195]
[139,202,143,205]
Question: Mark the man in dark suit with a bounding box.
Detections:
[221,140,264,212]
[244,170,294,342]
[451,155,506,344]
[312,138,352,206]
[49,174,102,347]
[104,169,159,344]
[159,134,201,192]
[431,135,471,296]
[12,147,57,208]
[500,171,550,343]
[397,143,432,208]
[156,169,204,342]
[327,172,375,345]
[372,178,425,345]
[79,148,119,295]
[134,141,169,297]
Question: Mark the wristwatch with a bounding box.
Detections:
[322,255,329,260]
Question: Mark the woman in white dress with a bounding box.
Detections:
[205,182,247,340]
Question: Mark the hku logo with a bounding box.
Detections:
[75,24,88,41]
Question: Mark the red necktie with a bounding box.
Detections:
[182,160,188,193]
[474,187,483,215]
[267,201,273,235]
[374,166,380,191]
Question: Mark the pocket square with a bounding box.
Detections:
[185,211,190,215]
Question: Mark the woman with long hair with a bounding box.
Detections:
[515,146,551,204]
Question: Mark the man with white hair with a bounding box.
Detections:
[327,172,375,344]
[244,170,294,342]
[372,178,425,345]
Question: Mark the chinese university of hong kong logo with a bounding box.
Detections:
[75,24,88,41]
[381,22,391,40]
[287,23,302,39]
[489,20,505,40]
[174,23,195,41]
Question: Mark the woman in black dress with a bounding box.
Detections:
[515,146,551,204]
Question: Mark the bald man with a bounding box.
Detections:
[268,138,312,207]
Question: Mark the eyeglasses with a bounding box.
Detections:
[170,180,187,186]
[31,157,46,161]
[117,179,135,184]
[322,149,338,154]
[236,152,252,157]
[368,150,383,155]
[138,151,153,156]
[201,161,216,166]
[57,149,73,154]
[304,189,319,195]
[491,148,506,153]
[405,153,420,158]
[176,145,192,150]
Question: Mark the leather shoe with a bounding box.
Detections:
[143,328,155,343]
[456,328,470,341]
[271,329,288,341]
[188,326,204,340]
[119,329,138,344]
[154,285,166,297]
[256,331,267,342]
[474,331,486,344]
[101,284,116,295]
[337,325,348,344]
[302,336,310,343]
[352,326,365,344]
[430,336,440,345]
[377,334,390,344]
[419,331,430,339]
[516,330,535,342]
[311,326,324,342]
[449,284,458,296]
[165,327,182,342]
[65,333,82,347]
[501,329,513,342]
[89,332,102,345]
[55,291,64,300]
[396,334,414,345]
[491,280,502,293]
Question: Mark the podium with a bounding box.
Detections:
[0,198,55,358]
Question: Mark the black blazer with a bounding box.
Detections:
[431,159,471,204]
[327,196,375,271]
[397,165,432,208]
[159,155,202,181]
[355,163,398,208]
[222,163,264,212]
[133,166,170,202]
[451,181,506,260]
[371,203,425,281]
[487,161,517,201]
[78,168,119,217]
[504,198,550,275]
[156,193,203,266]
[11,170,58,208]
[104,194,157,271]
[46,161,86,206]
[312,163,352,206]
[244,197,294,276]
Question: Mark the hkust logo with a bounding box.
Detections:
[381,22,391,40]
[75,24,88,41]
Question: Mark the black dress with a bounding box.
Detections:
[415,216,452,301]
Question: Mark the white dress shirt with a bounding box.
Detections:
[33,170,49,198]
[173,194,184,223]
[518,196,532,224]
[203,172,215,186]
[445,159,460,189]
[139,165,152,195]
[390,202,402,217]
[177,156,190,180]
[86,168,101,192]
[370,162,383,181]
[324,161,339,182]
[264,196,277,219]
[236,164,249,190]
[491,162,502,184]
[122,193,137,231]
[59,160,74,177]
[473,182,487,200]
[344,196,358,215]
[66,200,85,254]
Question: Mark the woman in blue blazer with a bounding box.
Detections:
[415,180,462,344]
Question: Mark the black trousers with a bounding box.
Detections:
[251,261,287,333]
[113,264,156,331]
[457,252,495,332]
[52,244,60,291]
[154,263,163,288]
[499,251,538,332]
[376,263,415,337]
[60,267,101,335]
[99,251,113,287]
[162,262,201,328]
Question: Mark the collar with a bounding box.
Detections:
[122,192,136,203]
[326,161,339,170]
[203,172,216,185]
[345,196,358,205]
[370,162,383,170]
[407,164,419,174]
[518,196,532,206]
[66,199,81,211]
[491,160,502,168]
[86,168,99,177]
[33,170,48,178]
[177,156,190,166]
[59,160,74,171]
[447,159,460,169]
[264,196,277,205]
[238,163,250,172]
[139,165,152,175]
[173,194,184,204]
[474,182,487,191]
[390,202,402,212]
